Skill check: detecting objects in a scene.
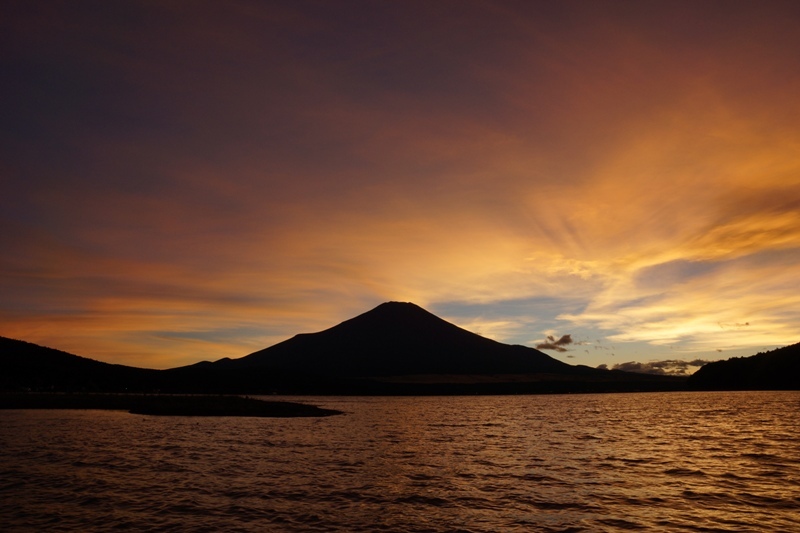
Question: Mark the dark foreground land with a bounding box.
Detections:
[0,393,343,417]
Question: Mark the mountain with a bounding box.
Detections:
[688,342,800,390]
[1,302,689,394]
[209,301,686,393]
[222,301,580,376]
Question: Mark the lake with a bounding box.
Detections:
[2,391,799,532]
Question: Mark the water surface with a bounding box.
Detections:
[2,391,799,531]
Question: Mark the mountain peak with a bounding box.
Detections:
[370,301,430,316]
[377,301,419,307]
[338,301,441,328]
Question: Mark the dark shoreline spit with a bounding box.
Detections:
[0,393,343,418]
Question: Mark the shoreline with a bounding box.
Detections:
[0,393,343,418]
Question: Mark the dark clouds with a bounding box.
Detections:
[536,334,573,352]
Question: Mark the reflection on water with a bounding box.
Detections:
[1,392,799,532]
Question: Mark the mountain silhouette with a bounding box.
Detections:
[1,302,697,394]
[220,302,578,377]
[688,342,800,390]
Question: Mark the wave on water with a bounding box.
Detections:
[1,391,799,532]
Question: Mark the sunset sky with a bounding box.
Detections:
[2,1,799,372]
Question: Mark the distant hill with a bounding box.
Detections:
[0,336,158,392]
[0,336,296,393]
[688,342,800,390]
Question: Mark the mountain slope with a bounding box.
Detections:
[0,336,158,391]
[224,301,584,377]
[689,342,800,390]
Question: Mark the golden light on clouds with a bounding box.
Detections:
[2,1,799,369]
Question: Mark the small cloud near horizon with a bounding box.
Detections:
[536,334,573,352]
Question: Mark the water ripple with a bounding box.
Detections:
[1,391,799,532]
